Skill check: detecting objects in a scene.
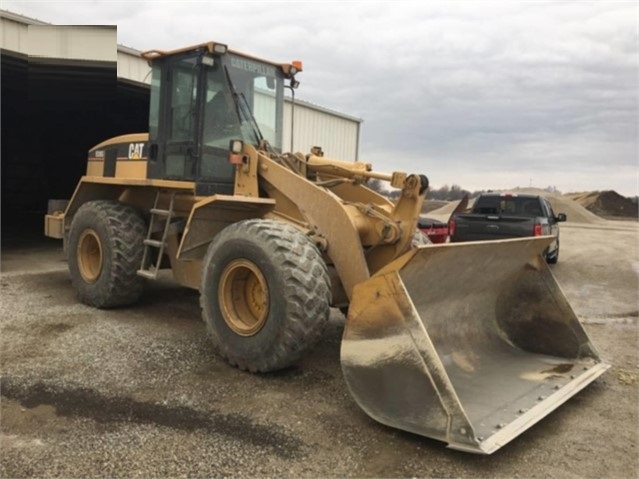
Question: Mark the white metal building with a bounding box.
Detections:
[283,98,361,161]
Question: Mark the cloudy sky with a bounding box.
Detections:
[5,1,638,196]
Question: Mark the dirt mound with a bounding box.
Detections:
[565,191,638,219]
[422,199,466,222]
[421,200,449,214]
[544,195,604,224]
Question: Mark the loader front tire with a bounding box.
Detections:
[200,219,331,373]
[68,200,146,308]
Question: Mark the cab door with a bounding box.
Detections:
[147,54,201,181]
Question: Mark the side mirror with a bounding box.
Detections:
[556,213,567,222]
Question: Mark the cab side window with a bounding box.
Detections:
[169,59,198,142]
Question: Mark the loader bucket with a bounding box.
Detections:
[341,237,608,454]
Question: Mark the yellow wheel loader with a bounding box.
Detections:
[44,41,608,454]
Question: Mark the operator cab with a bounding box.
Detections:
[143,42,300,195]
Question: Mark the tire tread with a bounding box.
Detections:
[69,200,146,308]
[200,219,331,372]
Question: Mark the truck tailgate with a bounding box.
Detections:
[453,215,534,241]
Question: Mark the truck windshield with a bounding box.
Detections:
[202,53,284,150]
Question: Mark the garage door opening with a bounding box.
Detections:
[1,49,149,246]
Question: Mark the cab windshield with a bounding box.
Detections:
[203,53,285,150]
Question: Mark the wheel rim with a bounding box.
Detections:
[77,229,103,283]
[219,259,269,336]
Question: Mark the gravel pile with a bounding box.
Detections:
[566,190,638,219]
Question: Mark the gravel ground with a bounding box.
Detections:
[1,221,637,478]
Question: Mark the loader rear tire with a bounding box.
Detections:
[68,200,146,308]
[200,219,331,373]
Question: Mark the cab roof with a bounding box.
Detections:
[141,41,301,78]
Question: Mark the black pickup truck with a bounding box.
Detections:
[449,193,567,263]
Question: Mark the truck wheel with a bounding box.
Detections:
[546,241,559,264]
[68,200,146,308]
[546,244,559,264]
[200,219,331,372]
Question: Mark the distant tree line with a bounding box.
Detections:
[426,184,478,201]
[366,179,481,200]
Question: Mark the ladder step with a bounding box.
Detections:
[150,208,171,216]
[138,190,175,282]
[144,239,165,248]
[136,269,157,280]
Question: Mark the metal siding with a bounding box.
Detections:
[0,16,29,54]
[27,25,117,62]
[283,100,360,161]
[117,49,150,85]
